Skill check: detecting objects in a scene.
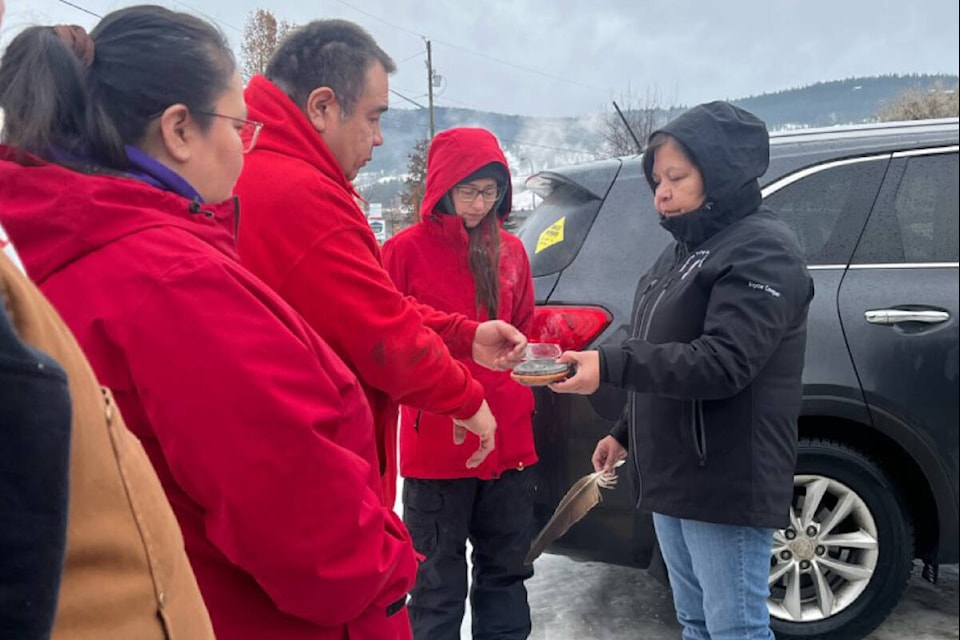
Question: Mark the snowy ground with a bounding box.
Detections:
[395,480,959,640]
[519,555,958,640]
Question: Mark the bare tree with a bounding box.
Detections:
[241,9,296,81]
[878,82,959,121]
[601,85,673,158]
[398,137,431,230]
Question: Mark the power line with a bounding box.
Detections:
[389,93,600,156]
[54,0,241,35]
[166,0,242,32]
[328,0,605,96]
[430,38,605,94]
[426,39,436,138]
[391,84,429,100]
[498,137,600,157]
[396,49,426,65]
[56,0,101,19]
[434,94,477,110]
[328,0,423,38]
[390,89,427,110]
[419,95,601,156]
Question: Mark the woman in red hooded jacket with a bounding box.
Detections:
[382,127,537,639]
[0,7,415,639]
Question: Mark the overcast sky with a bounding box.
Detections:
[4,0,959,118]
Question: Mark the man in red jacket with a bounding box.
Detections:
[234,20,526,506]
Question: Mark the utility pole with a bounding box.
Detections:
[425,39,435,139]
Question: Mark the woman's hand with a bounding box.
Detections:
[592,435,627,473]
[549,350,600,395]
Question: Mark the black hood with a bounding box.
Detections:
[642,101,769,246]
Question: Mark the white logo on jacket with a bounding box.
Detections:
[748,281,781,298]
[679,250,710,280]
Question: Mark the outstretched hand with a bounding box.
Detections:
[473,320,527,370]
[453,399,497,468]
[549,350,600,394]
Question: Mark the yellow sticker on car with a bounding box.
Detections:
[536,216,566,253]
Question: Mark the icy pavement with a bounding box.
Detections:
[523,554,679,639]
[515,555,958,640]
[394,481,959,640]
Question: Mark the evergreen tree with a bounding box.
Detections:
[399,138,430,230]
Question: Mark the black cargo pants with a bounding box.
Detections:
[403,468,536,640]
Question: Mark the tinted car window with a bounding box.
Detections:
[517,183,603,278]
[763,157,888,265]
[892,153,959,262]
[855,151,959,264]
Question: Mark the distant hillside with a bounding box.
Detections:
[357,73,958,207]
[732,74,958,128]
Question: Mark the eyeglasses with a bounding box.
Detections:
[452,185,502,203]
[195,111,264,154]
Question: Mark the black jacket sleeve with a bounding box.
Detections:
[609,402,630,449]
[599,232,813,401]
[0,303,72,639]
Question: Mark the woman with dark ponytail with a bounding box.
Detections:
[382,127,538,640]
[0,6,417,639]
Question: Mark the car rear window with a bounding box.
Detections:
[517,183,604,277]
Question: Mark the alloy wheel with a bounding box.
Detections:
[768,474,880,622]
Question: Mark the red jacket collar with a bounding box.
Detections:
[244,75,360,200]
[0,146,238,283]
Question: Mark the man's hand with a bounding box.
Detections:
[452,399,497,468]
[549,350,600,395]
[472,320,527,371]
[592,435,627,473]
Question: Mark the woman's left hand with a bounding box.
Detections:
[549,350,600,395]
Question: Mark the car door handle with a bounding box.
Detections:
[864,309,951,325]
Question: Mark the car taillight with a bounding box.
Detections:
[529,306,612,352]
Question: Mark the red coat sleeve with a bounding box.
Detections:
[121,258,416,627]
[409,296,477,360]
[383,236,477,360]
[280,226,484,421]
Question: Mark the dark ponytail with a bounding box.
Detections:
[0,27,90,160]
[0,5,235,169]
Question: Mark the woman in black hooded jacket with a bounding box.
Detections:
[552,101,814,640]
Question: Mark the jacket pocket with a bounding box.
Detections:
[401,480,442,557]
[401,480,445,590]
[691,400,707,466]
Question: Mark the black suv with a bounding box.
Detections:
[517,117,959,640]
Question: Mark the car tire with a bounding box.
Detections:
[769,438,914,640]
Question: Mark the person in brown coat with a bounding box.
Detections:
[0,240,215,639]
[1,245,71,638]
[0,0,210,634]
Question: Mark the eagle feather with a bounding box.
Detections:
[524,460,624,565]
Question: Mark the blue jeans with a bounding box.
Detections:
[653,513,775,640]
